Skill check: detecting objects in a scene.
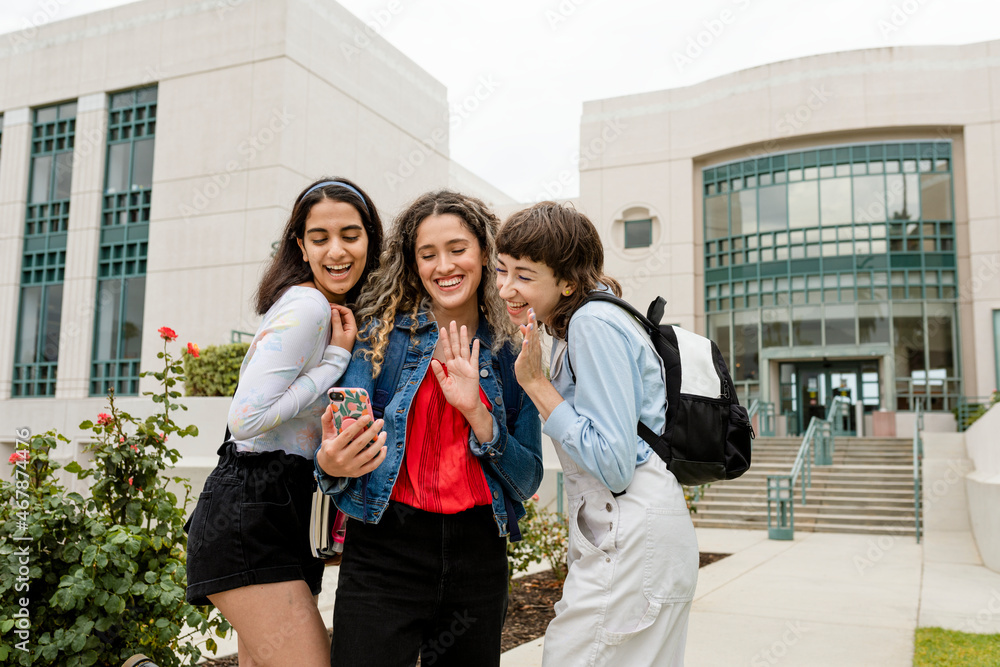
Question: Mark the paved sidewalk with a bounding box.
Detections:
[200,526,1000,665]
[501,526,1000,667]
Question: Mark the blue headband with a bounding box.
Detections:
[302,180,370,214]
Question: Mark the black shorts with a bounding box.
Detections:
[184,442,324,606]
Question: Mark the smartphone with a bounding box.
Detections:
[327,387,375,435]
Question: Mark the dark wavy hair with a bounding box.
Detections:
[354,190,516,376]
[254,177,384,315]
[498,201,622,340]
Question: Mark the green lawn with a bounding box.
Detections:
[914,628,1000,666]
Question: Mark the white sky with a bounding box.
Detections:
[3,0,1000,202]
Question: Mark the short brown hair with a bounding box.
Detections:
[498,202,621,340]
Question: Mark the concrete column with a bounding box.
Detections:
[56,93,107,399]
[0,108,32,401]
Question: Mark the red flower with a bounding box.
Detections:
[128,477,134,486]
[97,413,113,426]
[186,342,200,358]
[157,326,178,342]
[8,452,29,464]
[120,436,125,443]
[531,494,540,501]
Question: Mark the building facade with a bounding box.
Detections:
[577,41,1000,436]
[0,0,513,483]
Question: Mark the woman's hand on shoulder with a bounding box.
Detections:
[329,303,358,353]
[316,404,387,478]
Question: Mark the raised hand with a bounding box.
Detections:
[316,404,386,478]
[515,309,546,389]
[329,303,358,353]
[430,321,483,417]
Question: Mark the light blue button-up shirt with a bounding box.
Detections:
[542,297,666,493]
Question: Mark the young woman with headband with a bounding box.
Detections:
[184,178,387,666]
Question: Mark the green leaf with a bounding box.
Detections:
[79,420,94,429]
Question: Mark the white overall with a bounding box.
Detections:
[542,443,699,666]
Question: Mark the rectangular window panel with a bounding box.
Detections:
[886,174,920,221]
[824,304,856,345]
[105,143,130,194]
[54,152,73,200]
[95,279,123,361]
[42,283,62,362]
[788,180,818,228]
[920,173,952,220]
[733,311,759,381]
[131,138,154,190]
[925,302,955,377]
[792,306,822,346]
[624,219,652,249]
[859,302,890,344]
[820,178,852,225]
[122,277,145,358]
[16,286,42,365]
[30,155,52,203]
[893,303,924,378]
[731,189,757,235]
[762,307,789,347]
[708,314,732,369]
[705,195,728,239]
[757,184,787,232]
[852,174,885,223]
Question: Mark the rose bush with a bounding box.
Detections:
[0,329,230,665]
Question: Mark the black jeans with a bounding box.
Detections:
[331,501,508,667]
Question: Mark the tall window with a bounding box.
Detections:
[13,102,76,397]
[90,86,156,396]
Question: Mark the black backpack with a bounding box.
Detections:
[566,293,753,487]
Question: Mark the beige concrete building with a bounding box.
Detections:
[577,40,1000,436]
[0,0,513,484]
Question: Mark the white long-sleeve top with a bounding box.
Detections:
[228,286,351,458]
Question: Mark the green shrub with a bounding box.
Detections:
[0,331,230,666]
[508,497,568,583]
[184,342,249,397]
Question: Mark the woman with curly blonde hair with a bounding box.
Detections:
[315,190,543,667]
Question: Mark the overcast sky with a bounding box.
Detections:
[3,0,1000,202]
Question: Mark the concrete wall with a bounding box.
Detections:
[579,40,1000,397]
[0,0,513,463]
[964,402,1000,572]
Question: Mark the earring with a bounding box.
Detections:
[563,288,572,296]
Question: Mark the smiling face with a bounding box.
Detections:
[496,253,572,327]
[296,199,369,304]
[414,213,485,317]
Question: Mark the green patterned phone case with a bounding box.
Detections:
[327,387,374,434]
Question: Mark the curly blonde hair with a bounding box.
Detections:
[355,190,517,376]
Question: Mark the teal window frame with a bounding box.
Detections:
[702,141,959,411]
[624,218,653,249]
[13,102,76,397]
[90,86,157,397]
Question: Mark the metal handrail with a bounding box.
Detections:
[913,397,925,543]
[747,399,776,437]
[767,396,850,539]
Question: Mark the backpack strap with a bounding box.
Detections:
[565,292,660,383]
[371,325,409,419]
[564,292,671,472]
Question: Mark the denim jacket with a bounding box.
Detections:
[315,310,543,538]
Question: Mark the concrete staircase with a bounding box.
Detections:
[691,436,917,536]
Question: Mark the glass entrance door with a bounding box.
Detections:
[779,360,881,436]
